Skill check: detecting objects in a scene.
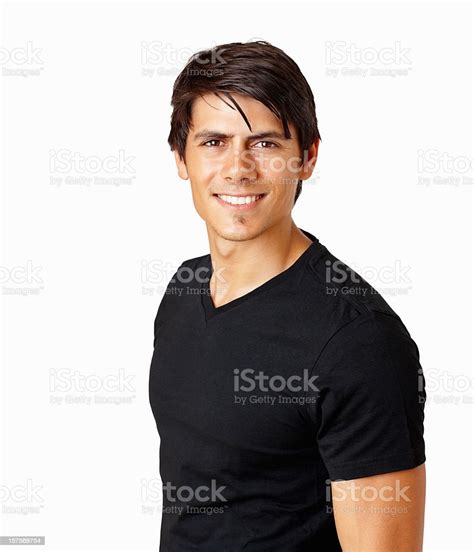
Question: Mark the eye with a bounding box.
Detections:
[253,141,278,149]
[202,139,224,147]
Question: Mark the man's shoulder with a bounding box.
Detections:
[156,253,209,296]
[171,253,210,282]
[177,253,210,271]
[306,242,403,323]
[305,245,420,377]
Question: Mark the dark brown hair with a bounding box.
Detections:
[168,40,321,203]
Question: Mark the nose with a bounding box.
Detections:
[220,143,258,184]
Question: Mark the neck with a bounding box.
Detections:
[206,219,313,308]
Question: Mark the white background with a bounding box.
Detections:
[1,1,473,550]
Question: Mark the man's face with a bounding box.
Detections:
[174,92,317,242]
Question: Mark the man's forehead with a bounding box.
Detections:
[194,92,261,112]
[191,93,279,124]
[190,93,291,136]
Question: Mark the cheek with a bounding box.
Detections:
[258,149,300,178]
[188,153,221,185]
[259,182,295,215]
[268,151,301,202]
[275,182,298,205]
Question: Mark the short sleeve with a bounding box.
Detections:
[309,312,426,481]
[152,263,183,349]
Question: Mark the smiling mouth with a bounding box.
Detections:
[213,193,267,207]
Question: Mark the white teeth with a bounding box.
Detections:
[217,194,262,205]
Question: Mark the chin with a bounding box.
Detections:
[212,223,263,243]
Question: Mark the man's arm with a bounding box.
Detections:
[331,464,426,552]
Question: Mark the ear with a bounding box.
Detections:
[300,139,319,181]
[173,150,189,180]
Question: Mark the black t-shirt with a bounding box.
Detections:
[149,228,426,551]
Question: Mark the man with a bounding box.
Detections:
[149,41,426,551]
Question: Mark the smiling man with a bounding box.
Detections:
[149,41,426,551]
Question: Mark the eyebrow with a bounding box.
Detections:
[192,129,290,142]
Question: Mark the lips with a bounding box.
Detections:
[213,193,267,210]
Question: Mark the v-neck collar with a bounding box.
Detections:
[200,228,320,323]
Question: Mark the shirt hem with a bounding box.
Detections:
[327,450,426,481]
